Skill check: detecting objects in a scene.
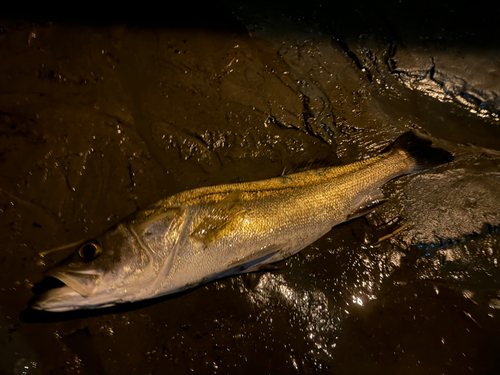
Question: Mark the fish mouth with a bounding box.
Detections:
[44,269,104,297]
[31,283,89,312]
[30,269,106,312]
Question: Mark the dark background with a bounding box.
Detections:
[1,2,500,374]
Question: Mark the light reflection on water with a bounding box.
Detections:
[238,235,413,366]
[247,272,340,361]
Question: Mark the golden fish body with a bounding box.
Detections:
[31,131,452,311]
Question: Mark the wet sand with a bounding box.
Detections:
[1,3,500,374]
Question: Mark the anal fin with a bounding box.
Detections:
[347,188,386,221]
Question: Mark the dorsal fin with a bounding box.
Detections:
[282,157,338,176]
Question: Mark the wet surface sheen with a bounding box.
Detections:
[1,2,500,374]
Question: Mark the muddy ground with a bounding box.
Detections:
[1,2,500,374]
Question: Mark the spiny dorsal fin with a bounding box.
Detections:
[282,157,338,176]
[190,190,246,247]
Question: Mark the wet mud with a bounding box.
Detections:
[1,2,500,374]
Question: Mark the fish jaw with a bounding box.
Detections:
[29,269,111,311]
[43,268,104,297]
[30,285,106,312]
[30,270,153,311]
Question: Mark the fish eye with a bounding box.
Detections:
[78,242,102,261]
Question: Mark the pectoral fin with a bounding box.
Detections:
[191,190,246,247]
[227,244,282,272]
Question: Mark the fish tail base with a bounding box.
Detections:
[384,131,453,172]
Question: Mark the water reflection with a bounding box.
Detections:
[242,235,407,364]
[247,272,340,362]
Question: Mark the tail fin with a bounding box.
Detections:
[384,131,453,172]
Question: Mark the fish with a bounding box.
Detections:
[30,131,453,312]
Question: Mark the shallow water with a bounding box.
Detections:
[1,3,500,374]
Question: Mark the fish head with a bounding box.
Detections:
[31,223,157,312]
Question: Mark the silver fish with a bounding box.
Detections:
[31,131,452,311]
